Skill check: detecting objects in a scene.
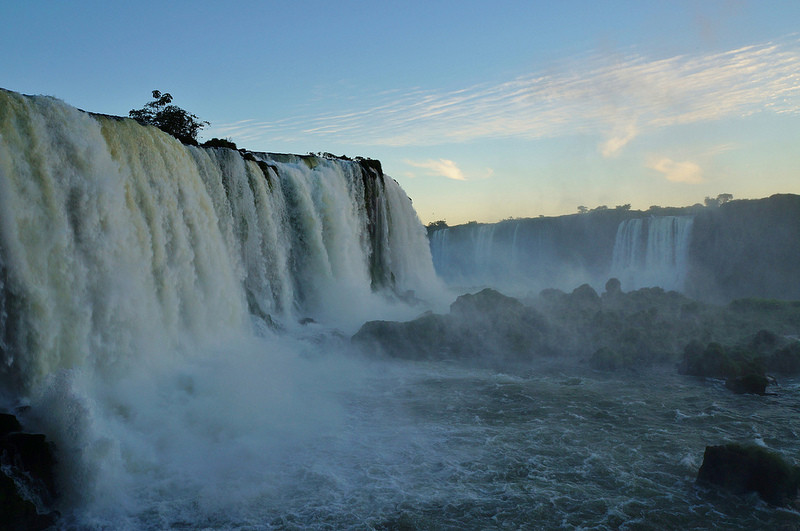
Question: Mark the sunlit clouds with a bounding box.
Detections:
[405,159,467,180]
[647,157,704,184]
[211,38,800,155]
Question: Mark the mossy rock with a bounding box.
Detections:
[697,443,800,506]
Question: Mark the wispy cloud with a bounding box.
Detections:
[600,122,639,158]
[647,157,704,183]
[405,159,466,180]
[213,37,800,152]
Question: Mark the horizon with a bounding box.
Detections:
[2,1,799,224]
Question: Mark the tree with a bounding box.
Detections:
[129,90,209,144]
[426,220,448,231]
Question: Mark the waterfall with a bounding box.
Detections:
[0,89,439,393]
[610,216,694,291]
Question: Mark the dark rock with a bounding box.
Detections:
[0,470,57,531]
[0,412,22,435]
[697,443,800,506]
[0,413,59,527]
[449,288,525,322]
[678,340,765,383]
[1,432,57,498]
[568,284,601,312]
[352,312,450,360]
[725,373,769,395]
[353,289,557,363]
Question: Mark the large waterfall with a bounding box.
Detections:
[0,90,440,392]
[0,90,445,526]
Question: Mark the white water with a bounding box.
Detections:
[610,216,694,292]
[0,90,445,526]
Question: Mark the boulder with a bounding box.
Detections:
[697,443,800,506]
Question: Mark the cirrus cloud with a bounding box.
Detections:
[211,37,800,155]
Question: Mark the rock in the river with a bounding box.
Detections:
[697,443,800,506]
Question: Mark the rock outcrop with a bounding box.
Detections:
[697,443,800,506]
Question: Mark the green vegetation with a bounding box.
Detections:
[129,90,209,145]
[201,137,237,149]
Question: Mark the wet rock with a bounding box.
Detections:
[697,443,800,506]
[0,412,22,435]
[0,412,59,528]
[0,471,57,531]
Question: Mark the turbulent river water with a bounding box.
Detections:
[91,353,797,530]
[258,359,800,530]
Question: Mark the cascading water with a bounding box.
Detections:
[0,89,444,526]
[0,91,439,385]
[610,216,694,292]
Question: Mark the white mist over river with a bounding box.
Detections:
[1,90,799,529]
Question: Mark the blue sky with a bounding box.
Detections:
[2,1,799,224]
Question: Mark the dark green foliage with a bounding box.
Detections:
[697,443,800,506]
[129,90,209,145]
[202,137,237,149]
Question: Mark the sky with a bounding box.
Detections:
[2,1,799,225]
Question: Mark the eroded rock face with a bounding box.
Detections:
[697,443,800,506]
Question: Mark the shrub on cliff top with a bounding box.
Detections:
[129,90,209,145]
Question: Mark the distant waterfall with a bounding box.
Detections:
[428,217,612,293]
[0,89,438,392]
[610,216,694,291]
